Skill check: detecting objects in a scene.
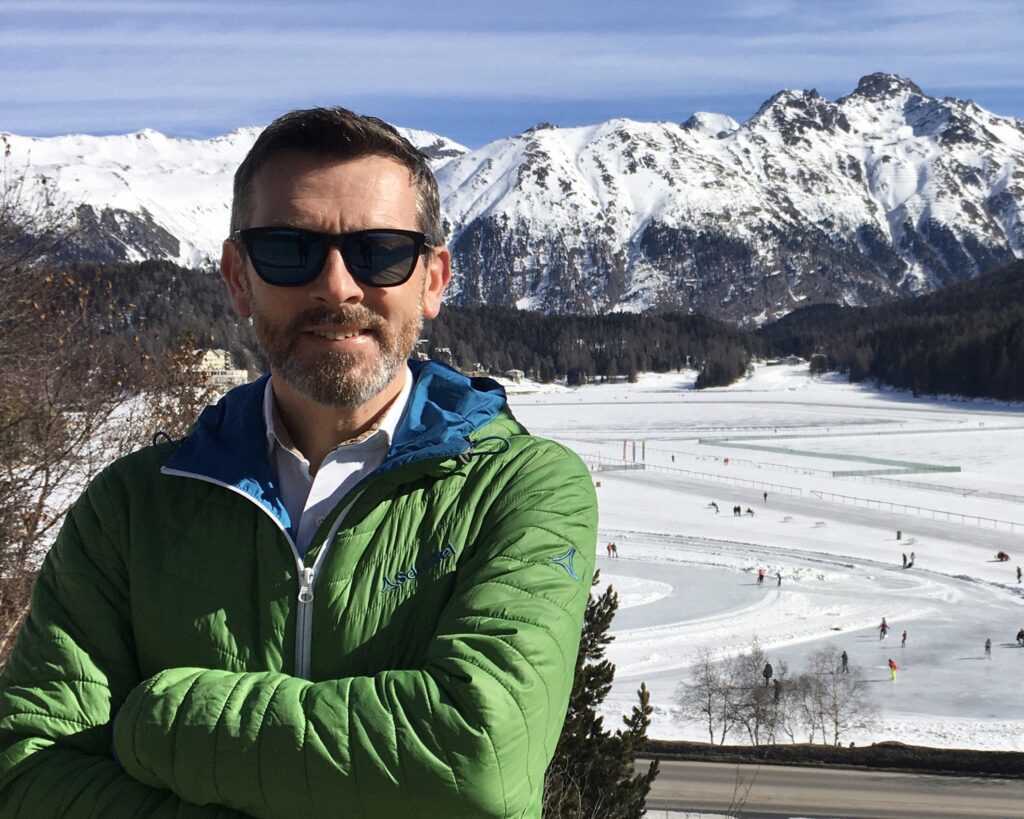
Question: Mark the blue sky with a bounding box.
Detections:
[3,0,1022,147]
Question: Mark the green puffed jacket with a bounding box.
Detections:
[0,360,598,818]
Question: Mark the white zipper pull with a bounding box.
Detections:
[298,566,315,603]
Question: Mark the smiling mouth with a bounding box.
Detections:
[308,328,368,341]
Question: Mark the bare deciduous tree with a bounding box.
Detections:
[726,637,787,747]
[804,645,873,745]
[679,641,872,749]
[0,161,219,667]
[677,647,735,745]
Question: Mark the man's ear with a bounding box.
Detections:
[421,246,451,320]
[220,239,252,318]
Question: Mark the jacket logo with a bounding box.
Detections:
[381,543,457,594]
[551,547,580,581]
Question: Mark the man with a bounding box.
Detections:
[840,649,849,672]
[0,108,598,818]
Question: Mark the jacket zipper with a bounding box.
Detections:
[161,466,330,678]
[291,492,363,680]
[163,441,474,680]
[294,566,315,680]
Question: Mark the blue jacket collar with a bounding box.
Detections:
[162,359,508,530]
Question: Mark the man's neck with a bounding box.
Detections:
[270,370,406,470]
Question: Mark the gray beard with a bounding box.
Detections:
[273,345,406,409]
[252,303,422,410]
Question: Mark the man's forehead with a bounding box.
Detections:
[251,151,415,188]
[246,152,419,228]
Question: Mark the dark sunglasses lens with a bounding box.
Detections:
[343,232,419,286]
[247,229,323,285]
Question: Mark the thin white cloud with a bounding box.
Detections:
[3,24,1018,96]
[0,0,1021,139]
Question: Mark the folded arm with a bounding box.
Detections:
[0,470,252,818]
[113,443,598,819]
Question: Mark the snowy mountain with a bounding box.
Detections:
[3,73,1022,323]
[0,125,468,269]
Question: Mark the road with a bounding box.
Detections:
[642,759,1024,818]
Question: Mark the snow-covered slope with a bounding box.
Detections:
[3,74,1022,323]
[0,126,468,268]
[439,74,1024,320]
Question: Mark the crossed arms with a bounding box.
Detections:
[0,443,597,818]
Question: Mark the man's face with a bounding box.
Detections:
[221,152,450,409]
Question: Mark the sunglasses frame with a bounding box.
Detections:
[231,226,438,288]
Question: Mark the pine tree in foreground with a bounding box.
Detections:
[543,571,659,818]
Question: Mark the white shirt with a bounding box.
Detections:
[262,369,413,556]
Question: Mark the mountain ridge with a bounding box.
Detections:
[3,73,1022,324]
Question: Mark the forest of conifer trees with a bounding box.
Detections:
[759,260,1024,401]
[69,257,1024,401]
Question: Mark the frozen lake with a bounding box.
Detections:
[506,364,1024,750]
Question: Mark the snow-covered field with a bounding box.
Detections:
[506,364,1024,751]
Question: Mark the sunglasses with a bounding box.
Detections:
[232,227,437,287]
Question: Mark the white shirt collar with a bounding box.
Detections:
[262,367,413,466]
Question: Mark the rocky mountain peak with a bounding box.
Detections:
[682,112,740,138]
[749,87,850,139]
[849,72,925,101]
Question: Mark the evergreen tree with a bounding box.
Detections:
[543,572,659,817]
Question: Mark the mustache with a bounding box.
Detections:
[288,306,388,334]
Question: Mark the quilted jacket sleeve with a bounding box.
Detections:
[112,440,598,819]
[0,471,251,818]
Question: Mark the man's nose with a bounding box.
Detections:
[310,247,364,304]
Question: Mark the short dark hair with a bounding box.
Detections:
[230,107,442,244]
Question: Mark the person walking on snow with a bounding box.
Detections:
[902,553,907,569]
[985,638,991,658]
[888,658,897,681]
[840,650,849,672]
[762,662,773,687]
[776,571,782,586]
[879,617,889,640]
[901,630,907,647]
[1017,565,1021,583]
[757,568,765,585]
[1016,628,1024,647]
